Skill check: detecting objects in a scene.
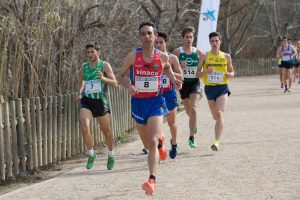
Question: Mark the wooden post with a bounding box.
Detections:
[30,97,38,169]
[41,96,48,166]
[47,96,53,164]
[74,94,80,154]
[10,100,19,175]
[126,88,131,130]
[24,99,33,171]
[61,95,67,160]
[67,94,72,158]
[76,95,84,153]
[110,88,117,139]
[16,99,26,173]
[0,104,5,180]
[114,88,118,136]
[57,95,63,161]
[122,88,126,133]
[107,87,113,140]
[35,97,42,167]
[52,96,57,162]
[3,102,13,178]
[71,93,76,156]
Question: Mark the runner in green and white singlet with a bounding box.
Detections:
[82,59,108,103]
[78,42,118,171]
[173,26,203,149]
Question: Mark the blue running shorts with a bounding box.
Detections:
[131,95,168,125]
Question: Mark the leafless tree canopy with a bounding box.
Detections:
[0,0,299,100]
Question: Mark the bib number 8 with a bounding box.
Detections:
[144,82,149,88]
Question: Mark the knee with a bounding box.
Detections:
[81,125,89,135]
[168,122,177,130]
[147,137,158,149]
[213,110,223,120]
[189,106,197,116]
[101,127,112,137]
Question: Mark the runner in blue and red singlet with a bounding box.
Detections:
[155,32,183,159]
[118,22,182,196]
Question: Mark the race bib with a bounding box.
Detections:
[162,75,170,88]
[183,67,197,78]
[135,76,158,92]
[282,54,291,61]
[208,72,224,84]
[85,80,101,94]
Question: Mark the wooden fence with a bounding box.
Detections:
[0,86,134,181]
[233,58,278,76]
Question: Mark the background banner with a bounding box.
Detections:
[196,0,220,53]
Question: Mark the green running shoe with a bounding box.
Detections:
[188,138,197,148]
[107,155,115,170]
[211,140,219,151]
[86,153,96,169]
[194,127,198,135]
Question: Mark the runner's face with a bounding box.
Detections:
[86,47,98,62]
[210,36,221,50]
[155,36,166,52]
[183,32,194,46]
[139,26,156,47]
[282,39,288,46]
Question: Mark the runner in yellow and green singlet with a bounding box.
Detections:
[197,32,234,151]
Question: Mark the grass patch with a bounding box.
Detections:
[115,131,130,144]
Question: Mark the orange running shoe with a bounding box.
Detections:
[142,179,155,195]
[158,134,167,161]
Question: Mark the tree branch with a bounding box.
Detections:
[137,0,155,23]
[150,0,162,13]
[167,0,180,36]
[79,4,100,32]
[233,2,261,57]
[234,33,270,56]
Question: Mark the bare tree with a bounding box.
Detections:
[1,0,299,100]
[218,0,266,57]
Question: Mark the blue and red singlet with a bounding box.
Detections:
[130,48,164,98]
[129,48,168,124]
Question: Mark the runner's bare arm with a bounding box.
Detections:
[225,53,234,78]
[101,62,118,87]
[169,54,183,81]
[196,54,208,78]
[196,48,204,58]
[276,47,281,59]
[77,65,84,101]
[172,48,180,58]
[173,48,187,69]
[196,48,205,77]
[118,51,137,96]
[292,46,297,56]
[161,53,182,89]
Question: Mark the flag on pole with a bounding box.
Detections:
[196,0,220,53]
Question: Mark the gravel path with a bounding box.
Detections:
[1,75,300,200]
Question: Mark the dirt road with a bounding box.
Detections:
[1,75,300,200]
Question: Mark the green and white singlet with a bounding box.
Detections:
[179,47,200,82]
[82,60,108,104]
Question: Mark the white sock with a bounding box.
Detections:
[88,149,94,156]
[108,150,114,157]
